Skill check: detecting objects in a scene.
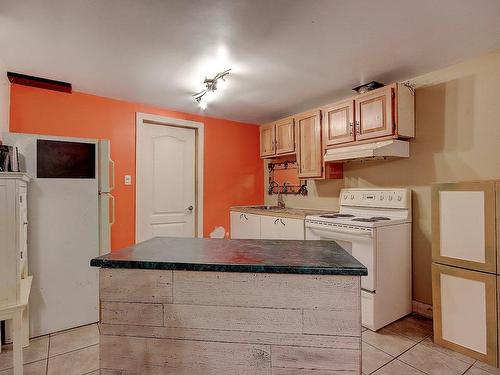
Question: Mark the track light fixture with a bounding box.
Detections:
[193,69,231,110]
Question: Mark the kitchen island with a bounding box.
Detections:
[91,237,367,374]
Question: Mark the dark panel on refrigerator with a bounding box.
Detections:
[37,139,95,178]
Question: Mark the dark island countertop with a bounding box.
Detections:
[90,237,367,276]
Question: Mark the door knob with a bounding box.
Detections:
[186,205,194,211]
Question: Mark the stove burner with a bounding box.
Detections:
[352,218,378,222]
[319,214,355,218]
[370,217,391,221]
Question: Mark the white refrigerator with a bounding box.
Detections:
[2,132,115,337]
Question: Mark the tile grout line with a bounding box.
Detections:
[45,335,50,375]
[370,334,431,375]
[362,330,425,358]
[393,334,433,374]
[461,361,475,375]
[393,333,478,375]
[47,342,99,360]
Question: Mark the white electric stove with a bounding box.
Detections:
[305,188,412,331]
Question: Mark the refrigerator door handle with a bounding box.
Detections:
[109,159,115,192]
[110,194,116,225]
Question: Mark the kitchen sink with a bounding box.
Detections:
[246,205,284,210]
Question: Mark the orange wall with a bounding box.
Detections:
[9,84,264,250]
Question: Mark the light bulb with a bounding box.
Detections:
[198,100,207,110]
[217,78,228,92]
[204,90,215,103]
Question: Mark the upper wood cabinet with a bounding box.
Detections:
[296,110,322,179]
[322,83,415,149]
[322,99,355,147]
[259,81,414,175]
[260,123,275,157]
[355,85,394,141]
[274,117,295,154]
[260,116,295,158]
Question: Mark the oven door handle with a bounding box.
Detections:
[306,223,373,237]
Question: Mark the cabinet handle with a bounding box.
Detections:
[243,214,248,220]
[274,218,279,224]
[109,159,116,191]
[280,219,285,226]
[355,121,361,134]
[349,122,354,135]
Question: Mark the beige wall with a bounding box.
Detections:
[0,59,10,139]
[265,50,500,305]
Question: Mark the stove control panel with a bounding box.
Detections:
[340,188,410,209]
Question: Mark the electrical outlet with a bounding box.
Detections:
[124,175,132,185]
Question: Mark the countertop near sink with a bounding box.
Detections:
[230,205,334,219]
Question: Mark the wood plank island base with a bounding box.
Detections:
[91,237,368,374]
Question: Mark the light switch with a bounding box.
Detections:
[124,175,132,185]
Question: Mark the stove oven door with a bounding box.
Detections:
[305,225,376,292]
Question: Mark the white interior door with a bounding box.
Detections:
[137,123,196,242]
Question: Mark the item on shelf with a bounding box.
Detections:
[0,145,20,172]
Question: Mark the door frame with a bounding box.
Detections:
[135,112,204,241]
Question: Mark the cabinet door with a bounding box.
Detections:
[260,216,304,240]
[260,124,276,158]
[230,211,261,239]
[322,100,355,147]
[432,181,496,273]
[0,180,17,306]
[296,110,323,179]
[355,85,394,141]
[18,184,28,276]
[275,117,295,155]
[432,263,497,365]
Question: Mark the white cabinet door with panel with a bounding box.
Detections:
[0,173,30,307]
[230,212,261,239]
[260,216,304,240]
[432,182,496,273]
[432,263,497,365]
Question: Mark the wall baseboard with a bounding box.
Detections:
[412,300,433,319]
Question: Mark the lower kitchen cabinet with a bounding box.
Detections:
[230,211,261,239]
[230,211,305,240]
[260,215,304,240]
[432,263,497,365]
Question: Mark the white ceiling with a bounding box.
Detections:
[1,0,500,124]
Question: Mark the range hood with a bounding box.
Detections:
[324,139,409,163]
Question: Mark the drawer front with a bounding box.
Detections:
[432,263,497,365]
[432,182,496,273]
[230,211,261,239]
[260,216,304,240]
